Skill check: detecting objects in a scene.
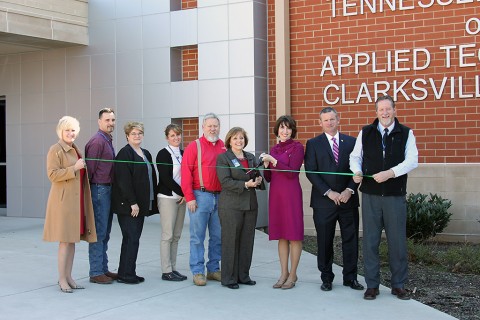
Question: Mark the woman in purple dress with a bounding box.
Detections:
[262,115,304,290]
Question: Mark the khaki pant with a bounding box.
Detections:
[157,196,186,273]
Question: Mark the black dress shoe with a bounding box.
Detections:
[162,272,183,281]
[391,287,410,300]
[136,276,145,283]
[321,282,332,291]
[172,270,187,280]
[239,280,256,285]
[117,277,141,284]
[364,288,380,300]
[343,279,364,290]
[225,283,239,289]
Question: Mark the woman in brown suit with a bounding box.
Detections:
[43,116,97,293]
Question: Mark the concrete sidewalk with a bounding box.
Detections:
[0,216,455,320]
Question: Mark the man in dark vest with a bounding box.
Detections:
[350,95,418,301]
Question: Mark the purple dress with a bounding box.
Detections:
[264,139,304,241]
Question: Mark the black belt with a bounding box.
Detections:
[91,183,112,186]
[199,188,220,194]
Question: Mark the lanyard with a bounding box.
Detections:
[167,145,182,164]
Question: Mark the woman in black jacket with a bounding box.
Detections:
[112,121,158,284]
[156,124,187,281]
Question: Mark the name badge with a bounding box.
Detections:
[231,158,241,167]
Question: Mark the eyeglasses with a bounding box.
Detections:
[129,132,144,136]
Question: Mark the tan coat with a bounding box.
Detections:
[43,140,97,243]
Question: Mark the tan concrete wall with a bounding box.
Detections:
[302,164,480,243]
[407,164,480,243]
[0,0,88,45]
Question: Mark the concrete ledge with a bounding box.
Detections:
[0,0,88,53]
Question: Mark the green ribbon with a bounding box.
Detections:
[85,157,372,178]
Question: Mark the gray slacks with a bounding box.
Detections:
[218,207,258,285]
[362,193,408,289]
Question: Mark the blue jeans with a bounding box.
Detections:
[89,184,113,277]
[189,190,221,275]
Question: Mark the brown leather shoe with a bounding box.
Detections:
[90,274,113,284]
[391,287,411,300]
[206,271,221,281]
[105,271,118,280]
[363,288,380,300]
[193,274,206,286]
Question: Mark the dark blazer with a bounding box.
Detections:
[304,132,359,209]
[112,144,158,216]
[216,149,265,211]
[156,147,184,197]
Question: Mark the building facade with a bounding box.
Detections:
[268,0,480,242]
[1,0,478,241]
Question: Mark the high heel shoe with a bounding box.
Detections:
[58,282,73,293]
[68,283,85,289]
[281,276,297,290]
[273,275,289,289]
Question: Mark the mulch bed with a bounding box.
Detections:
[303,236,480,320]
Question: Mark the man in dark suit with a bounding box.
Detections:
[304,107,363,292]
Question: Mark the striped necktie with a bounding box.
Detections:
[332,137,339,165]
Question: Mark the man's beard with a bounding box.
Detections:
[206,134,219,143]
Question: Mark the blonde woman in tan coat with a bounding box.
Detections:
[43,116,97,293]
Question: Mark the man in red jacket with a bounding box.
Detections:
[181,113,226,286]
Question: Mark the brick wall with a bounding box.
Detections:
[268,0,480,163]
[267,0,278,149]
[182,45,198,81]
[181,0,197,10]
[180,117,199,149]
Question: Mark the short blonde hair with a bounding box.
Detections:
[56,116,80,140]
[124,121,144,139]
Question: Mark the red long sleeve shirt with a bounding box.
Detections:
[181,136,226,202]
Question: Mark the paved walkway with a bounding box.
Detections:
[0,216,456,320]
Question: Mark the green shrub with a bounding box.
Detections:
[407,239,438,265]
[440,245,480,274]
[406,193,452,242]
[378,240,388,261]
